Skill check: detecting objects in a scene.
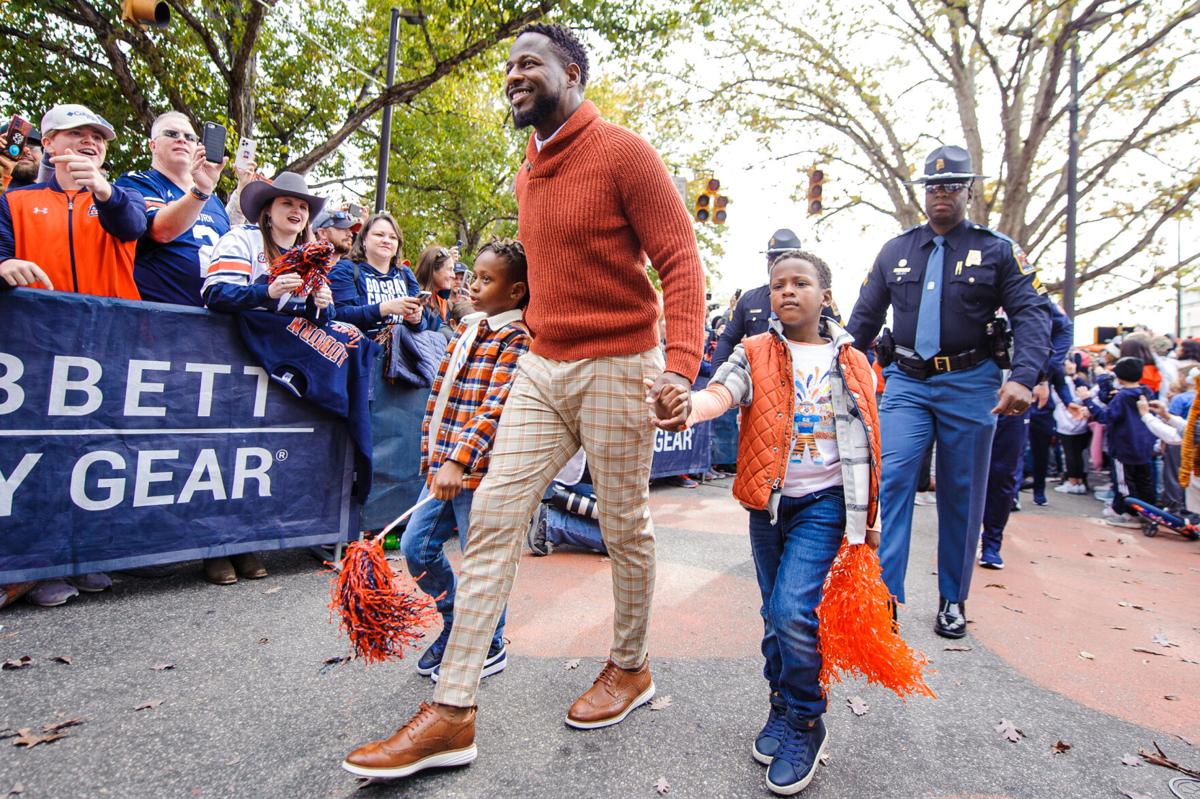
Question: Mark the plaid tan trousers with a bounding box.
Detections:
[433,349,663,707]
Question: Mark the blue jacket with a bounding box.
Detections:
[1085,385,1157,465]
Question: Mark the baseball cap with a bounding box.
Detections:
[312,208,362,232]
[453,262,468,274]
[40,104,116,141]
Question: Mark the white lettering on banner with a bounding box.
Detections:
[0,453,42,516]
[124,360,171,417]
[654,428,694,453]
[67,447,273,511]
[71,451,126,511]
[48,356,103,416]
[244,365,269,418]
[0,353,24,415]
[185,362,232,417]
[133,449,177,507]
[232,447,272,499]
[0,352,272,418]
[178,449,226,503]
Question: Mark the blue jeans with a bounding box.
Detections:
[747,487,846,722]
[400,484,505,649]
[544,482,608,554]
[878,360,1001,603]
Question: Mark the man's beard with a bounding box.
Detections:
[11,159,39,184]
[333,240,352,257]
[512,92,560,130]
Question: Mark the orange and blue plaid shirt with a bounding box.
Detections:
[420,309,531,489]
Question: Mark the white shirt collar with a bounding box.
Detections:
[462,308,524,330]
[534,123,566,152]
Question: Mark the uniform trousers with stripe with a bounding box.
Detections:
[433,349,664,708]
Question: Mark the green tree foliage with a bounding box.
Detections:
[682,0,1200,313]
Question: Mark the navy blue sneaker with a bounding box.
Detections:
[416,626,452,676]
[752,701,788,765]
[430,639,507,684]
[766,717,827,795]
[1033,491,1048,506]
[978,542,1004,570]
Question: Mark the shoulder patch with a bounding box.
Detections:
[1013,242,1036,276]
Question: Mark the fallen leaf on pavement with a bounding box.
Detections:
[11,728,66,748]
[1165,695,1179,701]
[263,586,282,595]
[1132,648,1168,657]
[319,656,350,675]
[49,656,72,665]
[1118,601,1131,607]
[995,719,1024,743]
[985,583,1007,589]
[258,637,270,645]
[1084,552,1095,557]
[655,777,670,795]
[1043,592,1062,600]
[1078,651,1095,660]
[4,783,23,798]
[1111,626,1128,631]
[563,659,580,670]
[944,645,973,652]
[1001,605,1024,614]
[847,696,869,716]
[1139,741,1200,778]
[1151,633,1178,648]
[0,730,17,740]
[1121,754,1142,767]
[818,753,830,766]
[649,695,673,711]
[150,663,175,671]
[1052,740,1071,755]
[2,656,33,671]
[1181,656,1200,665]
[134,699,165,711]
[41,718,84,734]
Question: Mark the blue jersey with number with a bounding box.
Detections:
[115,168,231,306]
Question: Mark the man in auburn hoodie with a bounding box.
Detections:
[343,23,706,781]
[1078,356,1158,529]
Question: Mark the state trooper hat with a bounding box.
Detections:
[766,228,802,255]
[909,145,988,183]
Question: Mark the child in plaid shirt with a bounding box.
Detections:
[401,239,531,682]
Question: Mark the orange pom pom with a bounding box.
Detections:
[816,540,935,700]
[329,537,440,664]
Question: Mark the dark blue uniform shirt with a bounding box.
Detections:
[846,218,1051,389]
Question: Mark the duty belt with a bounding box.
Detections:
[893,346,991,380]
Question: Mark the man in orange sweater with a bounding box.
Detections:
[343,23,706,780]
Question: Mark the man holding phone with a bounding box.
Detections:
[115,111,230,306]
[0,120,43,193]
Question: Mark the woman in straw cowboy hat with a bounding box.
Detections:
[197,171,332,585]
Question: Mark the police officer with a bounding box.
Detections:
[846,145,1050,638]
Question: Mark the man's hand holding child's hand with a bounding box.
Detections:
[644,378,689,430]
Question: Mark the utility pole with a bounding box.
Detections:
[374,8,401,214]
[1178,217,1184,339]
[1063,36,1080,319]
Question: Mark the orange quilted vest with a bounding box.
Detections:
[731,332,881,527]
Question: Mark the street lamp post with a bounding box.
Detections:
[1064,36,1080,320]
[374,8,401,214]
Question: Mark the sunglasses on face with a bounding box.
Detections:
[925,182,969,195]
[159,129,199,144]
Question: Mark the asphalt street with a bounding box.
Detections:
[1,480,1196,799]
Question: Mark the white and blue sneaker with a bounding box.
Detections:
[430,640,507,684]
[766,717,828,795]
[416,626,452,676]
[753,701,789,765]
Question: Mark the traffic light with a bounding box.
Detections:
[807,167,825,216]
[122,0,171,28]
[713,195,728,224]
[694,177,730,224]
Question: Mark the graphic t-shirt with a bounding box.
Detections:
[782,339,842,497]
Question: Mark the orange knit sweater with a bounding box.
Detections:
[514,101,706,380]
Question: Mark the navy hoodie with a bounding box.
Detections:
[329,258,421,336]
[1085,385,1157,465]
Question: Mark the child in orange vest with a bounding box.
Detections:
[654,250,929,796]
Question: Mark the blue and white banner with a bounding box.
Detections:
[0,289,357,583]
[650,422,712,479]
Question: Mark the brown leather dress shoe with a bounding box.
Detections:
[342,702,477,779]
[230,552,267,579]
[565,658,655,729]
[203,557,237,585]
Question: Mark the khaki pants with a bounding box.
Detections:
[432,349,664,708]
